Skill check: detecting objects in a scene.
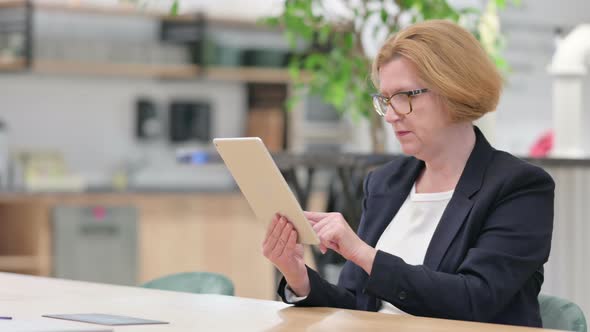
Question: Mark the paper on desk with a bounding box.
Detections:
[0,318,113,332]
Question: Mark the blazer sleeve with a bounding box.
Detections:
[364,165,554,321]
[276,172,375,309]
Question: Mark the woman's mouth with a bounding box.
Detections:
[396,131,411,137]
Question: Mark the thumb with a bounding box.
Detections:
[325,240,340,253]
[304,211,329,222]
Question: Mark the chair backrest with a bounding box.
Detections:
[539,294,587,332]
[141,272,234,296]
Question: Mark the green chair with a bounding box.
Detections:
[141,272,234,296]
[539,294,587,332]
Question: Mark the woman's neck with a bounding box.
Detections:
[416,123,476,193]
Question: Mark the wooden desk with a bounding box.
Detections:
[1,272,557,331]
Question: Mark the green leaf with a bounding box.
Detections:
[288,57,302,80]
[304,53,327,70]
[459,7,481,15]
[414,1,423,12]
[380,8,388,23]
[258,17,280,27]
[326,83,347,109]
[337,65,349,82]
[284,30,301,49]
[345,32,355,50]
[303,0,314,18]
[285,15,314,42]
[318,25,331,45]
[494,55,509,71]
[170,0,179,16]
[285,95,301,112]
[398,0,414,10]
[495,0,506,9]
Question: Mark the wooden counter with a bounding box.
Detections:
[0,192,320,300]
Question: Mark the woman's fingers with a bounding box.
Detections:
[312,214,337,234]
[272,220,293,257]
[311,214,343,255]
[275,211,347,257]
[283,229,298,256]
[317,223,341,253]
[263,214,281,246]
[266,216,287,251]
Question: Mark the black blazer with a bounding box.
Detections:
[278,127,554,327]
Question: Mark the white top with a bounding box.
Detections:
[377,183,453,314]
[284,183,454,314]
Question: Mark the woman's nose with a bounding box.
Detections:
[384,105,402,123]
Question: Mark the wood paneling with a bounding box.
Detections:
[0,192,322,300]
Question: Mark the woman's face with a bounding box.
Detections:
[378,57,453,160]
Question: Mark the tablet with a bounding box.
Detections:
[42,314,168,326]
[214,137,320,245]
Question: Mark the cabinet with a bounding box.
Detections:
[52,205,138,286]
[0,193,273,299]
[0,192,321,300]
[0,199,50,276]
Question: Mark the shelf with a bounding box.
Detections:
[9,60,294,83]
[1,0,177,20]
[2,0,265,28]
[32,60,201,79]
[0,2,290,82]
[0,0,24,9]
[0,58,27,71]
[206,66,292,84]
[0,255,39,271]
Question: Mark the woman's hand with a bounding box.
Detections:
[304,211,377,274]
[262,214,310,296]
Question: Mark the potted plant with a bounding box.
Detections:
[260,0,512,153]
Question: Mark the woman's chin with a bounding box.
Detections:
[400,143,419,156]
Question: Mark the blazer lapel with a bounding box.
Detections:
[364,157,424,248]
[423,193,474,270]
[361,157,423,312]
[423,126,495,270]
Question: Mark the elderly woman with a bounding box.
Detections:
[262,20,554,327]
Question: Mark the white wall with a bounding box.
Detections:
[492,0,589,155]
[0,5,276,189]
[33,0,284,21]
[0,74,246,188]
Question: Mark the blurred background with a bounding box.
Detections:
[0,0,589,319]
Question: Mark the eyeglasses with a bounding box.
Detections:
[371,88,429,117]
